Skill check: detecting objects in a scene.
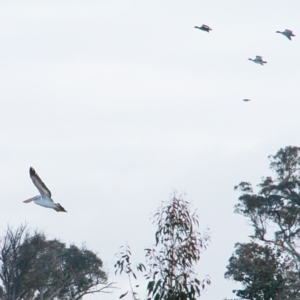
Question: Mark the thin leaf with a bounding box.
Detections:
[119,292,128,299]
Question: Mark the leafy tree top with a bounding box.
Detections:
[234,146,300,262]
[225,242,299,300]
[228,146,300,299]
[115,193,211,300]
[0,224,114,300]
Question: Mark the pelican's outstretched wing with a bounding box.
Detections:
[29,167,52,199]
[255,56,263,60]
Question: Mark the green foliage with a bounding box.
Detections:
[0,224,113,300]
[115,245,143,300]
[228,146,300,298]
[225,242,299,299]
[234,146,300,257]
[57,244,109,299]
[115,193,211,300]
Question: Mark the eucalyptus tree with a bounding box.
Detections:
[115,193,211,300]
[225,242,300,299]
[234,146,300,263]
[226,146,300,298]
[0,224,114,300]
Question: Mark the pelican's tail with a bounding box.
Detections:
[54,203,67,212]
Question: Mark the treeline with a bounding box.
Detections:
[0,195,211,300]
[2,146,300,300]
[0,224,113,300]
[225,146,300,299]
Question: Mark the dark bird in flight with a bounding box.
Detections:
[276,29,296,41]
[248,55,267,66]
[194,24,212,33]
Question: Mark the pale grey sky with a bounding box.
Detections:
[0,1,300,299]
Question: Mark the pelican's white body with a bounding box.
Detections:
[34,196,58,209]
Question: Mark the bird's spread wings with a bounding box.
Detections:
[29,167,52,199]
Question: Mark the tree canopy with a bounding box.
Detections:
[115,193,211,300]
[226,146,300,299]
[0,224,113,300]
[225,242,298,299]
[234,146,300,262]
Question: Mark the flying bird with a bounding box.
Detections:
[243,99,251,102]
[248,56,267,66]
[276,29,295,41]
[23,167,67,212]
[194,24,212,32]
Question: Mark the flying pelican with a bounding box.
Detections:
[194,24,212,32]
[23,167,67,212]
[276,29,295,41]
[248,56,267,66]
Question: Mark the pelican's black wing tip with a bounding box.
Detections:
[29,167,36,176]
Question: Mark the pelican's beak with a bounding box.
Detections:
[23,197,36,203]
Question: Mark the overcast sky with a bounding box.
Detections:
[0,1,300,299]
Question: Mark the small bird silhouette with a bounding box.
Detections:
[243,99,251,102]
[276,29,296,41]
[194,24,212,33]
[248,56,267,66]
